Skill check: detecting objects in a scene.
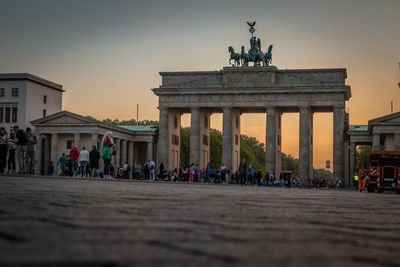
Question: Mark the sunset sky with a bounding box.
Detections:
[1,0,399,168]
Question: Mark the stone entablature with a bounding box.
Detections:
[159,67,349,90]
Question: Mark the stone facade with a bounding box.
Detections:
[153,66,351,180]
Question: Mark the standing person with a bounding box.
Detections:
[247,164,254,185]
[134,163,141,180]
[25,128,37,175]
[149,160,155,180]
[69,145,80,177]
[13,126,28,174]
[57,153,67,176]
[256,169,262,185]
[238,158,247,186]
[7,129,16,175]
[123,162,130,178]
[101,144,111,179]
[0,128,8,174]
[89,146,100,177]
[78,146,89,177]
[48,161,55,176]
[158,162,165,180]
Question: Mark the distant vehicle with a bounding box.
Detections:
[368,151,400,193]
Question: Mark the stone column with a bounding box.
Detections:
[372,133,380,151]
[349,142,356,185]
[158,107,169,167]
[343,138,350,187]
[128,141,134,164]
[51,133,58,176]
[299,106,313,180]
[91,134,98,150]
[395,134,400,151]
[35,134,42,175]
[44,135,50,175]
[120,139,127,165]
[168,110,181,170]
[333,106,345,180]
[190,107,200,166]
[147,142,153,161]
[266,107,281,176]
[232,109,241,172]
[199,110,211,170]
[114,138,120,168]
[222,107,233,171]
[74,133,80,150]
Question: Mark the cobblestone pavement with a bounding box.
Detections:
[0,176,400,267]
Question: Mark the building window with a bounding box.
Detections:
[43,95,47,104]
[0,107,3,122]
[203,135,208,146]
[43,109,46,118]
[0,88,4,97]
[171,134,179,145]
[67,140,73,149]
[5,107,10,122]
[12,88,19,97]
[12,107,17,122]
[235,134,239,145]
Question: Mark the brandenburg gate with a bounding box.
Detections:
[152,22,351,181]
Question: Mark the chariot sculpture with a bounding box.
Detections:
[228,21,273,67]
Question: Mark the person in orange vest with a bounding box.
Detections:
[358,169,366,192]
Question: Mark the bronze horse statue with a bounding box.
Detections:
[263,44,273,66]
[228,46,241,66]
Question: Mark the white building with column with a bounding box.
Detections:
[31,111,157,175]
[0,73,63,130]
[345,111,400,186]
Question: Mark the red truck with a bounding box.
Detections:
[368,151,400,193]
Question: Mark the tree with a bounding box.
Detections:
[356,145,371,171]
[240,135,265,172]
[281,153,298,177]
[210,129,222,169]
[180,128,190,168]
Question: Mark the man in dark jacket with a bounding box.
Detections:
[89,146,100,177]
[238,158,247,186]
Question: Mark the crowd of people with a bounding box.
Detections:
[0,126,37,175]
[0,127,341,189]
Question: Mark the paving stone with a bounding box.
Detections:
[0,176,400,267]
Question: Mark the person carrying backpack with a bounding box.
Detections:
[13,126,28,174]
